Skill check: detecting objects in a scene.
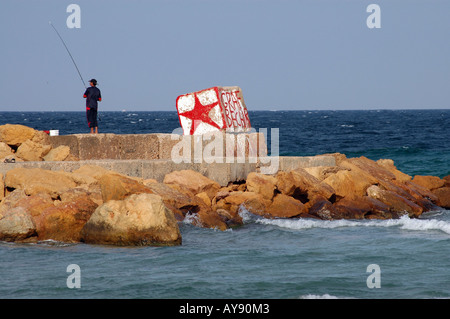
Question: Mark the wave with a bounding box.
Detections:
[254,214,450,235]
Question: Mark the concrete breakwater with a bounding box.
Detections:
[0,124,449,246]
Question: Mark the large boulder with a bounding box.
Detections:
[322,168,377,200]
[97,173,153,202]
[0,142,14,160]
[163,170,220,200]
[0,124,36,147]
[246,172,277,200]
[333,196,396,219]
[81,193,182,246]
[308,196,339,220]
[33,192,98,243]
[0,206,37,242]
[266,193,307,218]
[376,159,412,182]
[275,169,335,203]
[4,167,77,199]
[412,175,445,191]
[214,191,268,217]
[366,185,423,218]
[15,139,52,161]
[43,145,71,161]
[432,187,450,209]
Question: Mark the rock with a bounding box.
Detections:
[97,173,153,202]
[443,175,450,187]
[334,196,397,219]
[72,165,114,179]
[195,192,212,207]
[432,187,450,209]
[4,167,77,199]
[145,181,202,220]
[43,145,70,161]
[395,180,440,211]
[33,194,98,243]
[412,175,445,191]
[0,142,14,160]
[15,139,52,161]
[0,173,4,202]
[246,172,277,200]
[341,156,396,182]
[304,166,347,181]
[0,206,37,242]
[215,191,268,217]
[13,192,55,219]
[163,170,221,200]
[81,193,182,246]
[366,185,423,218]
[308,196,339,220]
[275,169,335,203]
[323,168,377,200]
[195,209,229,230]
[274,171,296,196]
[0,124,36,147]
[266,194,307,218]
[290,168,335,202]
[376,159,412,182]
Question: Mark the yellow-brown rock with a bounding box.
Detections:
[0,124,36,147]
[366,185,423,218]
[246,172,277,200]
[81,193,182,246]
[163,170,221,200]
[412,175,445,191]
[97,173,153,202]
[265,193,307,218]
[15,139,52,161]
[4,167,77,199]
[43,145,71,161]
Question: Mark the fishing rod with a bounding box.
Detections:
[49,21,86,89]
[49,22,101,122]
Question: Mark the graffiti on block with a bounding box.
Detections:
[176,86,251,135]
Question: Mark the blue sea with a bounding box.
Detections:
[0,110,449,301]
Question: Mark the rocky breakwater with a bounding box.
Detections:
[0,153,448,246]
[0,124,77,162]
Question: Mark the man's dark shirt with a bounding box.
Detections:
[84,86,102,109]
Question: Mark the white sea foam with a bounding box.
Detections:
[182,212,199,225]
[256,215,450,235]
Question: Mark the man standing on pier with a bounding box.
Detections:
[83,79,102,134]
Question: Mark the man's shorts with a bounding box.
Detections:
[86,107,98,128]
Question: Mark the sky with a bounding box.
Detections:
[0,0,449,112]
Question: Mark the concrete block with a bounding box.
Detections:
[50,135,80,158]
[76,134,121,160]
[119,134,159,160]
[176,86,251,135]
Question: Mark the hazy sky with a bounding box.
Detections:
[1,0,449,111]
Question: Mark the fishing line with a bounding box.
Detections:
[49,21,86,89]
[49,22,101,122]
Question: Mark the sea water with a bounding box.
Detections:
[0,109,449,299]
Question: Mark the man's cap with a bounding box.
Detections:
[89,79,97,85]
